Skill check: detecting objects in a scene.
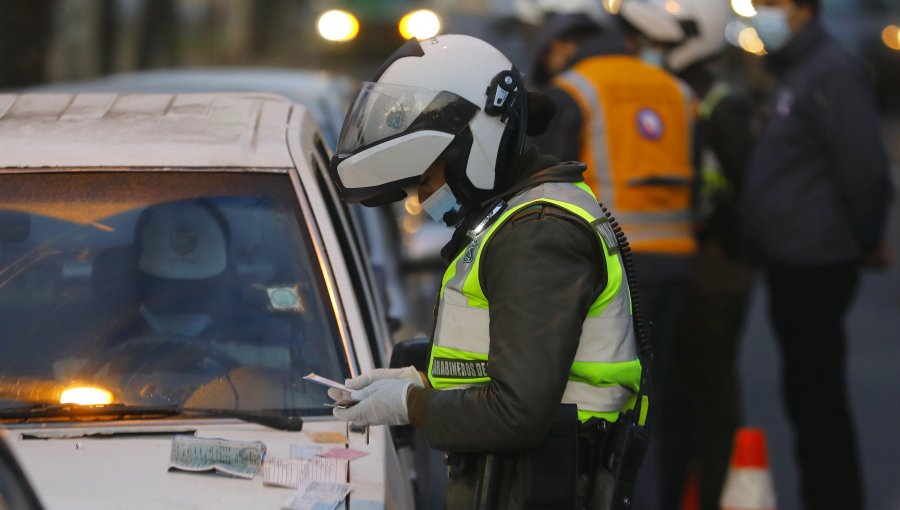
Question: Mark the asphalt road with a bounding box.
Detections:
[738,121,900,510]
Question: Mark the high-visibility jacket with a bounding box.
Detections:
[426,180,644,423]
[554,55,697,255]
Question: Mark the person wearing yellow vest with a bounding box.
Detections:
[530,7,697,509]
[327,35,650,509]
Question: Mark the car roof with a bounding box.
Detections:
[0,93,297,169]
[26,68,357,149]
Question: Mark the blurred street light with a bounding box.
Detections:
[404,196,422,215]
[664,0,682,15]
[883,24,900,51]
[603,0,623,15]
[738,26,767,55]
[317,9,359,42]
[398,9,442,40]
[731,0,757,17]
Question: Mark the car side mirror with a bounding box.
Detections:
[389,337,430,373]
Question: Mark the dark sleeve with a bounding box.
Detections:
[418,207,605,452]
[813,60,893,253]
[530,86,584,163]
[707,95,755,193]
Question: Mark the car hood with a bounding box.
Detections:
[4,418,407,509]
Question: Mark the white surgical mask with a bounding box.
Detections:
[639,47,667,68]
[420,183,463,228]
[752,7,792,52]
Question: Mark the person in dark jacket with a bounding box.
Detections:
[327,35,648,509]
[744,0,893,508]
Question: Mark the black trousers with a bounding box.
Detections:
[766,262,863,510]
[661,241,754,510]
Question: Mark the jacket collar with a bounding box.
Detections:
[440,145,587,262]
[765,19,828,75]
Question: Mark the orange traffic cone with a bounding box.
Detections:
[719,428,777,510]
[680,466,700,510]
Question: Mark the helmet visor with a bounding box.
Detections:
[336,82,479,158]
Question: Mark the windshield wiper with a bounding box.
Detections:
[180,408,303,432]
[0,404,304,432]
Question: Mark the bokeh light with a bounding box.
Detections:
[60,386,113,406]
[317,10,360,42]
[731,0,757,17]
[398,10,442,40]
[664,0,682,14]
[404,196,422,215]
[882,25,900,51]
[738,26,767,55]
[603,0,623,15]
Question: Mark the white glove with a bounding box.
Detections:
[332,378,412,427]
[327,366,425,401]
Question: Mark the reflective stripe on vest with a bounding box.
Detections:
[554,55,697,255]
[428,181,642,421]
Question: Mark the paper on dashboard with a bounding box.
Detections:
[262,456,348,489]
[168,436,266,479]
[281,479,351,510]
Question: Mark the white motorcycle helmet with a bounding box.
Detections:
[621,0,732,71]
[329,35,528,209]
[619,0,686,45]
[666,0,732,71]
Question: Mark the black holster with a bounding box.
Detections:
[581,411,649,510]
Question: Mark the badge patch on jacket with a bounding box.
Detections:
[462,242,476,263]
[592,217,619,255]
[635,108,664,140]
[775,89,794,118]
[431,358,488,379]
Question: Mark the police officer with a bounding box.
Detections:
[327,35,648,509]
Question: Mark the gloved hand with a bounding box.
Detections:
[332,378,412,427]
[327,366,425,401]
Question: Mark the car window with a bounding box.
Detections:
[0,171,348,415]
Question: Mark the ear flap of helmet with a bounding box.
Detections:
[484,70,523,119]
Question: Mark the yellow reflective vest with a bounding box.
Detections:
[427,181,643,423]
[554,55,697,255]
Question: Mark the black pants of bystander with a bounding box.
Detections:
[766,262,863,510]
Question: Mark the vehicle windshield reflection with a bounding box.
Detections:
[0,171,348,417]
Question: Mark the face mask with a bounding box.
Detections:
[420,183,463,228]
[752,7,792,52]
[639,47,667,68]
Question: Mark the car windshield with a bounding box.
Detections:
[0,171,348,416]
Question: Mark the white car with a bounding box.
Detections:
[0,93,415,509]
